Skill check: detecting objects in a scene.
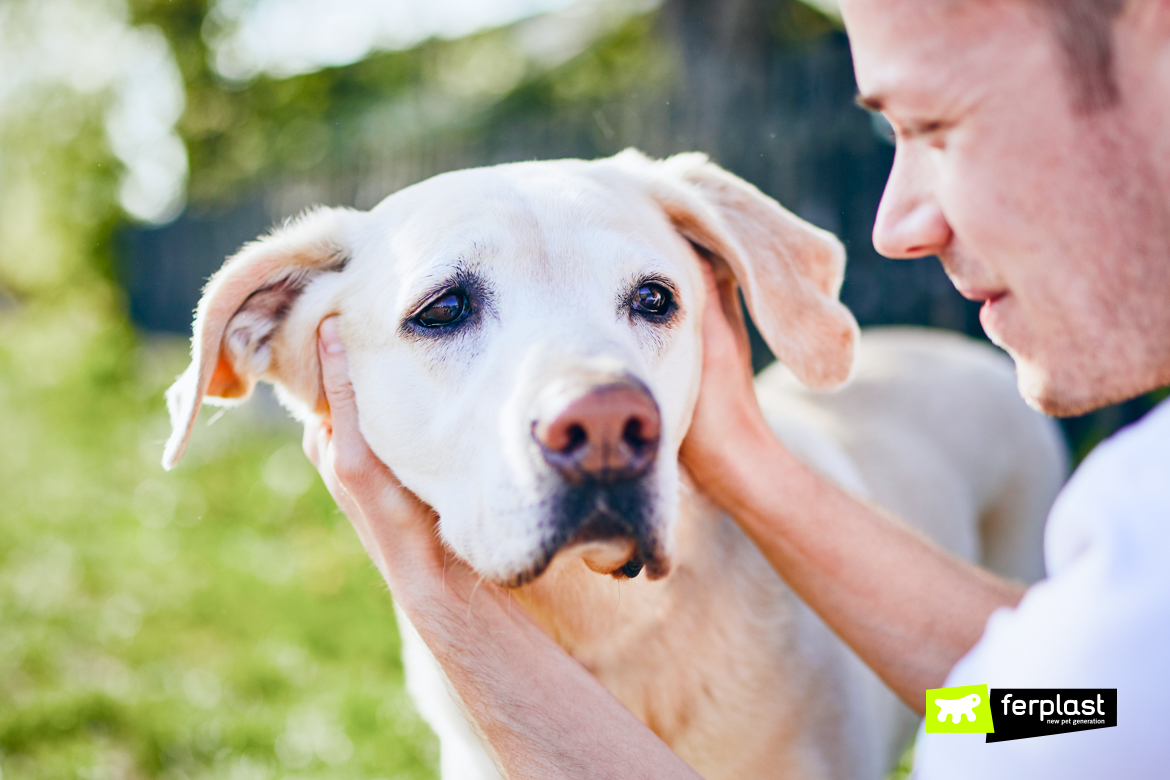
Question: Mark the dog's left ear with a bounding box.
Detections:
[609,150,859,390]
[162,207,353,470]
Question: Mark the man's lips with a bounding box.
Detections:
[973,287,1011,344]
[955,285,1008,304]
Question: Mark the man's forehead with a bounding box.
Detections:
[843,0,1042,110]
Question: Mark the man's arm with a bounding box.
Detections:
[306,318,701,780]
[680,263,1025,714]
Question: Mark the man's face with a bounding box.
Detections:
[842,0,1170,416]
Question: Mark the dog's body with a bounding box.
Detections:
[164,151,1066,779]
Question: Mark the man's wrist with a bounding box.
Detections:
[376,532,494,625]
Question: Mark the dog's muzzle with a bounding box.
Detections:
[512,375,667,585]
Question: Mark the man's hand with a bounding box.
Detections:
[304,317,461,591]
[680,259,773,506]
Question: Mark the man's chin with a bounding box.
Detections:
[1016,361,1138,419]
[1019,385,1095,418]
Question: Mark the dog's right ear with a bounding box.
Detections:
[162,207,352,470]
[606,150,858,391]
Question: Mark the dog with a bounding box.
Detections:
[163,150,1066,780]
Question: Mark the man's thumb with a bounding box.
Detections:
[318,316,356,415]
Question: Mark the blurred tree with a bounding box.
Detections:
[0,1,134,392]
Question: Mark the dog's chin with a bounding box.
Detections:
[498,479,670,588]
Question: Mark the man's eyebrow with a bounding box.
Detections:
[855,93,885,112]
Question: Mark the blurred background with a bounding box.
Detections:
[0,0,1162,778]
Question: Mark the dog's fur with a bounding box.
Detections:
[164,150,1066,780]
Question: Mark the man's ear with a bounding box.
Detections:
[609,149,859,390]
[162,207,353,470]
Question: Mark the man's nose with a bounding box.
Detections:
[872,145,952,259]
[532,379,661,485]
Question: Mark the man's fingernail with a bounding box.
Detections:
[319,317,346,354]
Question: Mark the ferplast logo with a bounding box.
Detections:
[985,688,1117,743]
[925,686,1118,742]
[925,684,995,734]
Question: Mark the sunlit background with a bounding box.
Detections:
[0,1,1161,778]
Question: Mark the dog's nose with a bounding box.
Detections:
[533,379,661,484]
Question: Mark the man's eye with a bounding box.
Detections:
[631,283,672,317]
[416,290,470,328]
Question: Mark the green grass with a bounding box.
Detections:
[0,316,437,780]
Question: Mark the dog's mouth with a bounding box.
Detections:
[564,523,647,580]
[501,478,668,588]
[571,538,646,578]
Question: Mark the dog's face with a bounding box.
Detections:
[163,151,858,587]
[338,164,705,584]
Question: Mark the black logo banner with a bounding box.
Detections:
[986,688,1117,743]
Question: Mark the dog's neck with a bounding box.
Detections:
[505,476,807,755]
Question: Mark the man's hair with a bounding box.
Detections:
[1031,0,1128,112]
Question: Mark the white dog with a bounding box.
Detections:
[163,150,1066,780]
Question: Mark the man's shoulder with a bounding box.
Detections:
[1057,397,1170,512]
[1044,399,1170,572]
[1071,398,1170,494]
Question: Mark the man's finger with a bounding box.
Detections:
[318,316,355,417]
[318,317,363,451]
[695,258,755,387]
[317,316,377,482]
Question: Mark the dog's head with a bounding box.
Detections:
[163,150,856,586]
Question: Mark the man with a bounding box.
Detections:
[304,0,1170,776]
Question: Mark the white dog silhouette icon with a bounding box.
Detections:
[935,693,981,724]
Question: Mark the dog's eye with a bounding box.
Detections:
[416,290,470,328]
[631,283,672,317]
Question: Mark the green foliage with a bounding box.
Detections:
[497,13,669,112]
[125,0,670,207]
[0,85,122,303]
[772,0,841,46]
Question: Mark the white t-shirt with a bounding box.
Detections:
[914,399,1170,779]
